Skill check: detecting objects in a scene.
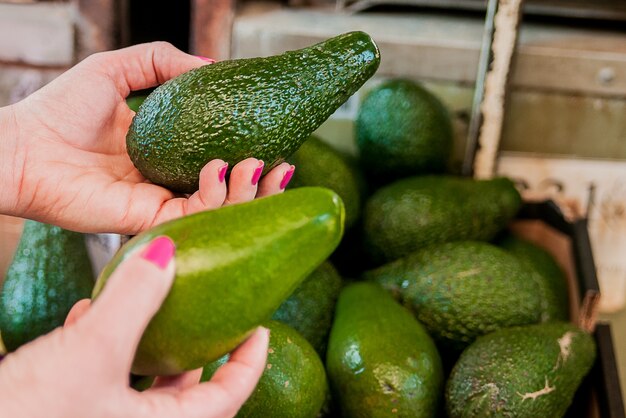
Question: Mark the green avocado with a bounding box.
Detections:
[271,261,343,357]
[202,321,328,418]
[127,32,380,193]
[287,135,364,229]
[92,187,344,376]
[446,322,596,417]
[356,78,453,180]
[363,175,521,263]
[365,241,542,350]
[499,234,569,322]
[326,282,443,418]
[0,221,94,351]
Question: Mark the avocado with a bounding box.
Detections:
[127,32,380,193]
[446,322,596,417]
[0,221,94,351]
[202,320,327,418]
[363,176,521,263]
[92,187,344,376]
[126,95,147,112]
[364,241,542,350]
[271,261,342,357]
[287,135,364,229]
[356,79,453,181]
[326,282,443,417]
[499,234,569,322]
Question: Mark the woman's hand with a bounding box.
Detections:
[0,42,294,234]
[0,236,269,418]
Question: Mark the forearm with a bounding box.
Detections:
[0,104,24,216]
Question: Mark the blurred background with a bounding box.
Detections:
[0,0,625,410]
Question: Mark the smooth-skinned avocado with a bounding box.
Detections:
[326,282,444,418]
[363,175,521,263]
[92,187,345,376]
[271,261,343,357]
[446,322,596,417]
[365,241,542,350]
[127,31,380,193]
[287,135,364,229]
[0,221,94,352]
[499,233,570,322]
[357,78,453,180]
[202,321,328,418]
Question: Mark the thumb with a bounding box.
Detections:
[79,236,176,369]
[90,41,214,96]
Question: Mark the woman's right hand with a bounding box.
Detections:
[0,236,269,418]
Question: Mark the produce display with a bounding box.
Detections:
[0,31,596,417]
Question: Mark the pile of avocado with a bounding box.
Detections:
[0,32,595,418]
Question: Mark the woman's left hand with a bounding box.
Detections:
[0,42,293,234]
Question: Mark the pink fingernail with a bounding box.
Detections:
[280,166,295,190]
[194,55,216,63]
[141,236,175,270]
[218,163,228,183]
[251,160,264,186]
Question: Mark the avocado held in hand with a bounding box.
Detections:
[127,31,380,193]
[92,187,345,376]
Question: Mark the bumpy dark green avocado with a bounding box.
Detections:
[202,321,328,418]
[326,282,443,418]
[127,31,380,193]
[287,135,364,229]
[363,175,521,263]
[499,234,569,322]
[92,187,344,376]
[271,261,343,357]
[446,322,596,417]
[0,221,94,351]
[357,78,453,180]
[365,241,542,350]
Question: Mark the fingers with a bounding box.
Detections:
[256,163,295,198]
[223,158,264,206]
[176,327,269,418]
[64,299,91,327]
[92,41,214,96]
[78,236,176,369]
[151,368,203,392]
[185,160,228,214]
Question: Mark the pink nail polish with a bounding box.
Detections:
[193,55,216,64]
[218,163,228,183]
[280,166,295,190]
[251,161,264,186]
[141,236,175,269]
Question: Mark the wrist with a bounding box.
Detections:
[0,105,24,216]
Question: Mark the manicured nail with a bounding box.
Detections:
[251,160,264,186]
[141,236,175,270]
[280,165,295,190]
[218,163,228,183]
[194,55,216,64]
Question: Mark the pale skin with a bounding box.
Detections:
[0,42,291,417]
